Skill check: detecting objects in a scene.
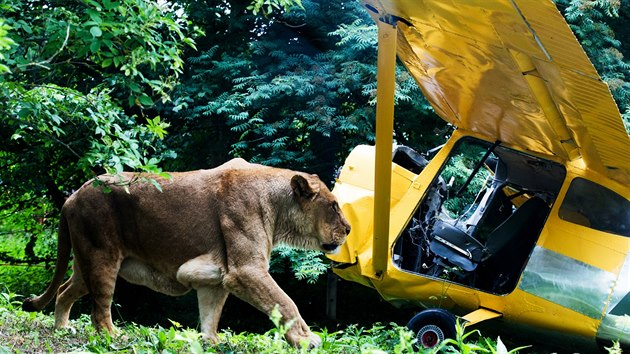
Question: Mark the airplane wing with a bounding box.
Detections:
[364,0,630,183]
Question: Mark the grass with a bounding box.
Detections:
[0,291,539,354]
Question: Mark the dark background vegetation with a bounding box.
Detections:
[1,0,629,342]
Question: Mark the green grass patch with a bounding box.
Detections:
[0,291,541,354]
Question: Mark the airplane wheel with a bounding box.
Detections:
[407,308,457,349]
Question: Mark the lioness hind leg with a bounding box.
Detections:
[78,253,123,334]
[88,271,119,333]
[54,263,88,329]
[197,285,229,342]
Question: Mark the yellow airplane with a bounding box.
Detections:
[327,0,630,351]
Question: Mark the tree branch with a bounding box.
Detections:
[18,25,71,71]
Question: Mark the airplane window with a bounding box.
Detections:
[558,178,630,237]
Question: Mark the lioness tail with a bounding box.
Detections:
[22,212,72,312]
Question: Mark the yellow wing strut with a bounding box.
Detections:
[372,18,397,277]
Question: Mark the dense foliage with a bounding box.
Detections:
[0,0,629,348]
[0,0,192,270]
[557,0,630,130]
[0,290,543,353]
[161,0,442,178]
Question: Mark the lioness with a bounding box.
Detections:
[23,158,350,347]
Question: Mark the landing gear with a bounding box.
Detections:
[407,308,457,349]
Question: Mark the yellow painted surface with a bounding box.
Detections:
[329,145,419,266]
[503,289,601,339]
[462,308,502,326]
[372,20,399,275]
[539,169,630,272]
[362,0,630,184]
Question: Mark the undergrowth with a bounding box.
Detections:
[0,290,611,354]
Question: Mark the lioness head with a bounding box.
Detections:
[289,174,351,254]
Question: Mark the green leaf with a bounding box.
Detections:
[138,94,154,106]
[90,40,100,52]
[17,108,30,118]
[189,341,203,354]
[90,26,102,37]
[148,178,163,193]
[17,20,32,34]
[158,172,172,180]
[102,0,118,10]
[86,8,102,24]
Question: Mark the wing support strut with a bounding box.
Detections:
[372,17,397,277]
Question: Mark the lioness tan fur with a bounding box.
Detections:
[23,158,351,347]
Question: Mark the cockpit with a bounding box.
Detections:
[392,137,566,294]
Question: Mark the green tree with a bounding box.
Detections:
[0,0,193,264]
[0,0,312,268]
[163,0,444,181]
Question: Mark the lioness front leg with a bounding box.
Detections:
[176,255,228,342]
[196,285,229,342]
[223,266,321,348]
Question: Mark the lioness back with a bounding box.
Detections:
[64,161,304,274]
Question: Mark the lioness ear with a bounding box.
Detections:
[291,175,320,200]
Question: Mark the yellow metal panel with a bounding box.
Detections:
[336,145,377,191]
[372,20,398,276]
[538,170,630,272]
[332,263,375,289]
[329,145,377,265]
[328,183,374,264]
[363,0,630,183]
[373,266,472,311]
[462,308,502,326]
[504,289,601,339]
[537,223,629,273]
[329,145,418,268]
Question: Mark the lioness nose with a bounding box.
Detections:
[322,244,338,252]
[345,225,351,235]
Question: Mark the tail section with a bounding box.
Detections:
[22,212,72,311]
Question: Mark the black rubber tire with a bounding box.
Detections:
[407,308,457,349]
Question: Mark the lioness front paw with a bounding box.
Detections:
[306,332,322,349]
[200,332,220,344]
[286,330,321,349]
